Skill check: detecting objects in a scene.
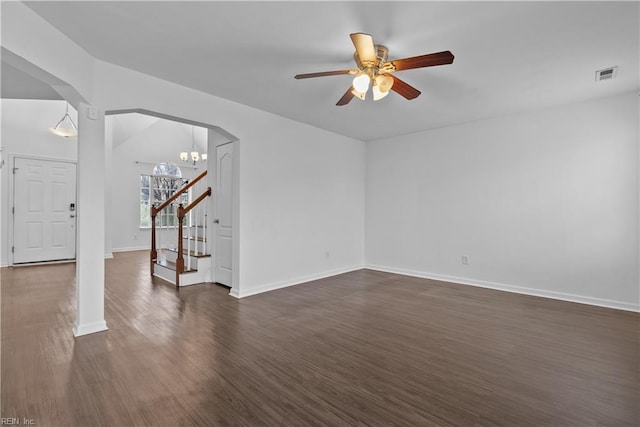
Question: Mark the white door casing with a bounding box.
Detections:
[13,157,77,263]
[214,143,233,286]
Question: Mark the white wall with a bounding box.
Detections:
[0,99,78,266]
[237,119,365,297]
[366,92,639,311]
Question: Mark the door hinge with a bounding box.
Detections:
[12,246,14,253]
[11,207,14,214]
[12,167,18,175]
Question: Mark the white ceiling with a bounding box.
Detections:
[1,60,63,100]
[18,1,640,141]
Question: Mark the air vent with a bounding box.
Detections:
[596,66,618,82]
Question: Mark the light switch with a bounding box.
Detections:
[88,107,99,120]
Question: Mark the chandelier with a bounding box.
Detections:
[180,126,207,165]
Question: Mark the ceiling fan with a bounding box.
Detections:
[295,33,454,106]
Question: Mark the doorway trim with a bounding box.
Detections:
[8,153,77,266]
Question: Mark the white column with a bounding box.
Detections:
[73,102,108,337]
[104,115,113,259]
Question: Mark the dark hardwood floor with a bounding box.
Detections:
[2,251,638,426]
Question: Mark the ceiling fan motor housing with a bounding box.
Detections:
[354,44,389,73]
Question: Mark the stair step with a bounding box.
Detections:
[182,236,207,242]
[155,259,197,273]
[166,247,211,258]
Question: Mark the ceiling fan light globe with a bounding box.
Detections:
[352,74,370,93]
[191,152,200,162]
[180,152,188,162]
[376,74,394,93]
[201,153,208,161]
[372,85,390,101]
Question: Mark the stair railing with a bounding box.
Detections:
[150,170,207,275]
[176,187,212,286]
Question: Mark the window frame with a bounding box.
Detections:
[139,163,187,229]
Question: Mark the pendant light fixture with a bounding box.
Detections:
[180,126,207,165]
[49,102,78,138]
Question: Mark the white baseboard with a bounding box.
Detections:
[112,245,149,253]
[3,255,111,265]
[73,320,108,337]
[10,259,75,267]
[232,264,364,299]
[366,264,640,313]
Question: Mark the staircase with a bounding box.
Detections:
[150,170,212,287]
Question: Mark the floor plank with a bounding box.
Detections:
[2,251,638,426]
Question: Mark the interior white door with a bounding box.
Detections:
[13,157,77,264]
[214,143,233,286]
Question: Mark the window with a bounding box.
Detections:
[140,163,188,228]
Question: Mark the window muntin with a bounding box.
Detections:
[140,163,187,228]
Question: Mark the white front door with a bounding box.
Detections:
[214,143,233,286]
[13,157,77,264]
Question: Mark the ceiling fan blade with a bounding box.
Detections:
[384,51,454,72]
[390,75,421,100]
[350,33,377,64]
[336,87,355,106]
[295,69,354,79]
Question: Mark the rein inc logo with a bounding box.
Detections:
[1,418,35,425]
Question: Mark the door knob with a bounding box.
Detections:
[213,219,220,224]
[70,214,76,218]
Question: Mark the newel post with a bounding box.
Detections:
[150,205,157,275]
[176,204,185,287]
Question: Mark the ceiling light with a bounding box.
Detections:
[376,74,394,93]
[372,75,394,101]
[372,84,389,101]
[352,74,371,93]
[49,102,77,138]
[180,126,207,165]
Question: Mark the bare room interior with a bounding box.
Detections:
[1,1,638,426]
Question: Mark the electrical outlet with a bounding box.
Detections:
[461,255,469,265]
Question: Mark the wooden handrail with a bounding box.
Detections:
[151,170,207,216]
[182,187,212,216]
[175,187,212,285]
